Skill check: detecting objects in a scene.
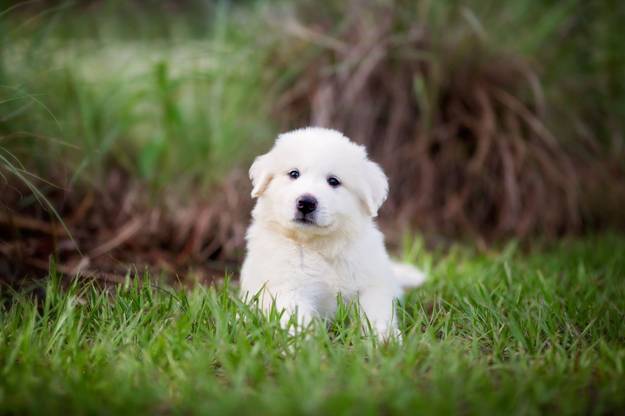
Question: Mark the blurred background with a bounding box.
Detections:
[1,0,624,283]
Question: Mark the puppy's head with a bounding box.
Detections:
[249,128,388,237]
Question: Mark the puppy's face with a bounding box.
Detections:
[249,128,388,237]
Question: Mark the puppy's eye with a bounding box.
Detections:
[327,176,341,188]
[288,169,300,179]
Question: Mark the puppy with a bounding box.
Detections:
[240,127,425,339]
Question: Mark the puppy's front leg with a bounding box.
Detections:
[263,290,316,335]
[357,288,400,341]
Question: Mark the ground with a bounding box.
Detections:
[1,234,624,415]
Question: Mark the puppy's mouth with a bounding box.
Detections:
[293,210,333,226]
[292,216,334,231]
[293,215,318,226]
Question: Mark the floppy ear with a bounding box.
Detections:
[360,160,389,217]
[249,153,273,198]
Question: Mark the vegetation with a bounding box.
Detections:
[1,1,624,280]
[2,235,624,414]
[0,2,273,190]
[1,3,624,412]
[1,1,624,190]
[270,0,625,240]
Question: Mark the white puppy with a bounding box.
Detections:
[240,127,425,339]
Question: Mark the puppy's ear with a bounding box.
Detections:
[360,160,389,217]
[249,153,273,198]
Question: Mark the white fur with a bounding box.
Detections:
[240,127,425,339]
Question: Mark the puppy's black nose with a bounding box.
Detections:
[296,194,317,215]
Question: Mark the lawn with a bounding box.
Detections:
[1,235,624,415]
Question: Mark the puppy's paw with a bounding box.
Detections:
[378,325,402,343]
[362,323,402,343]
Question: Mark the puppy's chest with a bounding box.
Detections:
[292,246,361,297]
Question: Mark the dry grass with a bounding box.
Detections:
[0,169,252,283]
[270,1,625,244]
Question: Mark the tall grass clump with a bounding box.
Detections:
[0,1,274,191]
[269,0,625,243]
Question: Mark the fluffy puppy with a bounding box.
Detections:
[240,127,425,339]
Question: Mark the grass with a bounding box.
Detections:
[1,2,275,191]
[5,1,622,248]
[1,235,624,415]
[2,1,623,194]
[1,2,624,412]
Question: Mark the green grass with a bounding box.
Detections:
[1,235,624,415]
[0,2,275,191]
